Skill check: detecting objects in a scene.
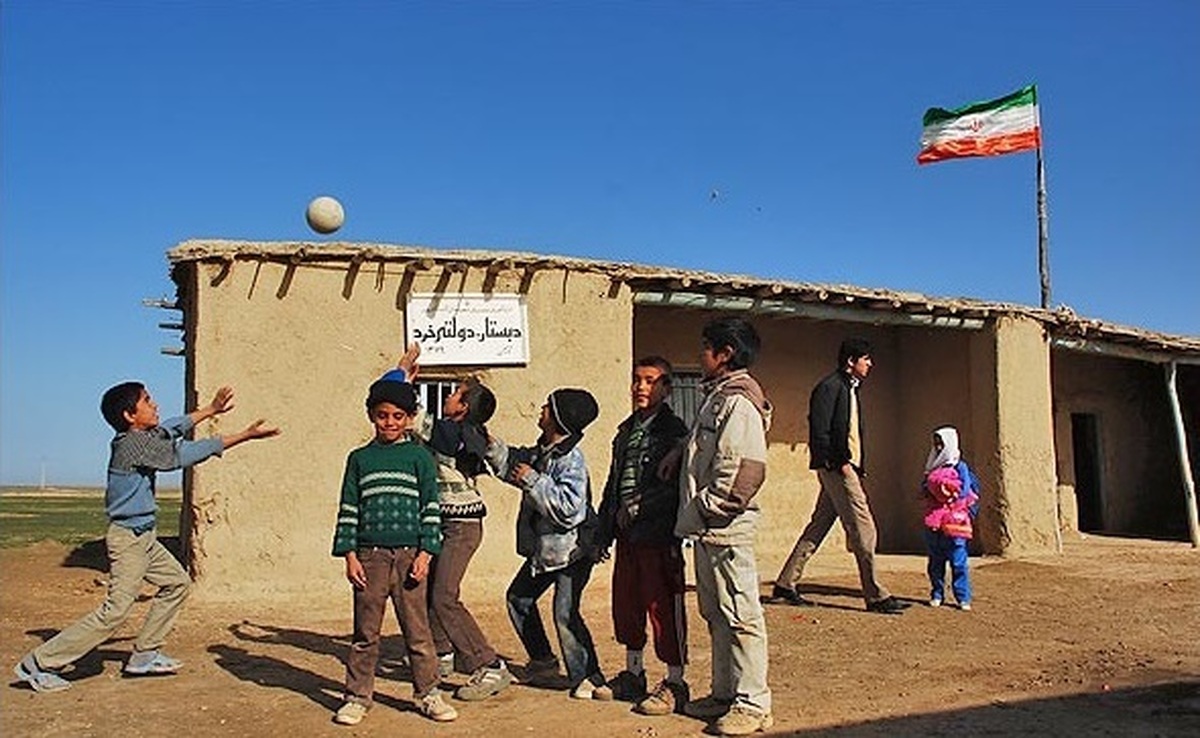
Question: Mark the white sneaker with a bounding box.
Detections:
[420,689,458,722]
[570,678,614,701]
[929,598,943,608]
[959,602,972,611]
[456,660,513,701]
[334,700,368,725]
[14,654,70,693]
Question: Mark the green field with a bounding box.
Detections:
[0,487,181,547]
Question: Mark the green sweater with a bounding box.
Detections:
[332,439,442,556]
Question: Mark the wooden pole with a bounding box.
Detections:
[1165,361,1200,546]
[1036,142,1051,309]
[1034,85,1051,309]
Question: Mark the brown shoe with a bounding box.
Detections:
[764,585,814,607]
[635,679,690,716]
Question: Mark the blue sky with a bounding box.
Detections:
[2,2,1197,485]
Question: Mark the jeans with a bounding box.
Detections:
[925,530,972,604]
[506,557,603,688]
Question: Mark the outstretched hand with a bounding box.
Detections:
[242,419,281,440]
[210,386,235,415]
[398,342,421,381]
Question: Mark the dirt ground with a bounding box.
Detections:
[2,535,1198,737]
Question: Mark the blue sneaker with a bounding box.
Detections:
[123,650,182,676]
[14,654,71,693]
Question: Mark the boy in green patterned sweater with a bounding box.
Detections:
[331,379,457,725]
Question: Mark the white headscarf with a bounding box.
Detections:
[924,426,961,473]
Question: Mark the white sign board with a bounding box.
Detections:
[405,293,529,366]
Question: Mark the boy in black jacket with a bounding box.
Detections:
[768,338,908,615]
[596,357,690,716]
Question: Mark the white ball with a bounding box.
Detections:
[306,196,345,234]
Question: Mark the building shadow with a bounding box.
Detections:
[758,680,1200,736]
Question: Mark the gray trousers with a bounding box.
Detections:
[34,523,190,669]
[693,540,771,714]
[776,467,891,604]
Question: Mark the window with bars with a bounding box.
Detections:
[670,372,703,429]
[413,379,458,421]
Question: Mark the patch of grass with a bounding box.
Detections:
[0,490,181,547]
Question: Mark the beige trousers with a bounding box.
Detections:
[34,523,190,669]
[775,467,891,604]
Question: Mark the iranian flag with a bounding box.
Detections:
[917,85,1040,164]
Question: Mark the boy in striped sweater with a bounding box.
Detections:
[331,379,456,725]
[379,344,512,701]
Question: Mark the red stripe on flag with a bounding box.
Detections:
[917,128,1041,164]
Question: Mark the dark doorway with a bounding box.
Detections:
[1071,413,1104,531]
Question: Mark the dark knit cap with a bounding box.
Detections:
[366,379,418,413]
[548,388,599,436]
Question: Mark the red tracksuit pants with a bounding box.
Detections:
[611,535,688,667]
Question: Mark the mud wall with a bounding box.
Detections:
[992,316,1059,555]
[178,257,632,601]
[632,306,1018,579]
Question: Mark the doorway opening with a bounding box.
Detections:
[1071,413,1104,532]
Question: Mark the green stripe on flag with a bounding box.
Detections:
[921,85,1037,127]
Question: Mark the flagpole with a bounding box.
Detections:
[1035,90,1051,309]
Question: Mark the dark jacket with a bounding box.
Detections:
[808,370,866,474]
[597,404,690,548]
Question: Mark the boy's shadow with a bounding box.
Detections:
[208,644,416,714]
[229,620,529,690]
[228,621,413,683]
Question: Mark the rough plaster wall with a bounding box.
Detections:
[184,259,631,601]
[966,329,1003,554]
[1051,350,1185,538]
[992,316,1058,555]
[633,307,1024,560]
[633,307,916,571]
[890,328,982,553]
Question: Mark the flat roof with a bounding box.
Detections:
[169,240,1200,361]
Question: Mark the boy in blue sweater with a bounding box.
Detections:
[14,382,279,692]
[331,378,457,725]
